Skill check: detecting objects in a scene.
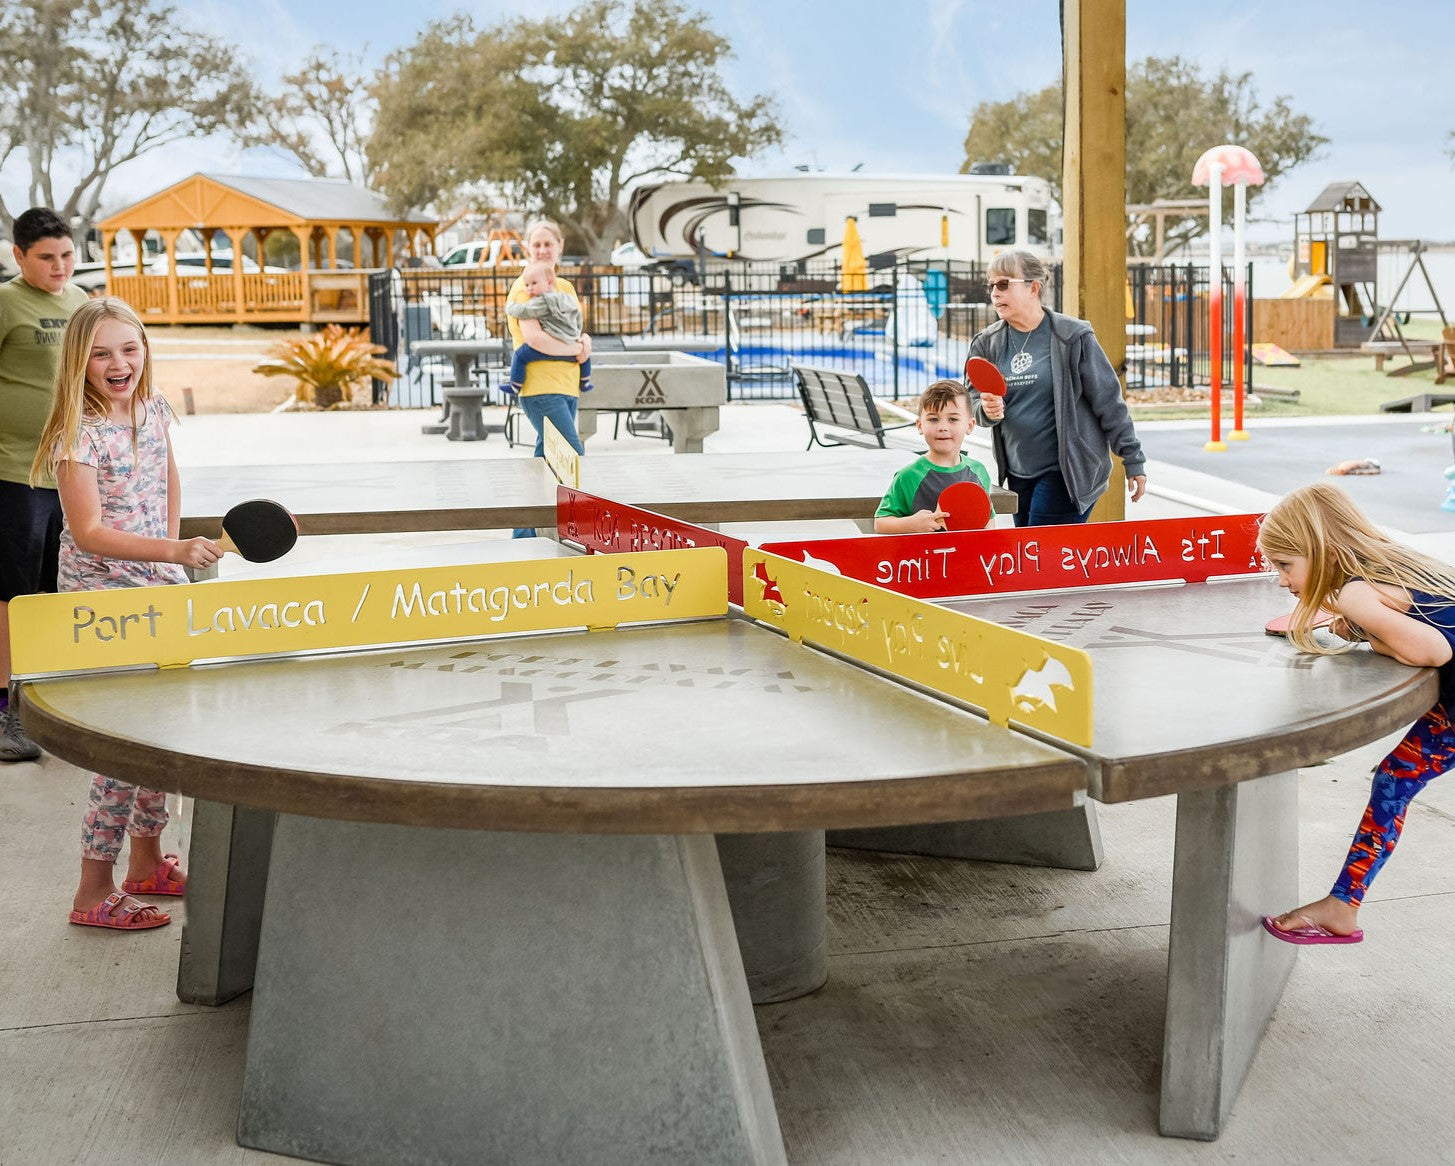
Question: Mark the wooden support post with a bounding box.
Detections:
[228,227,247,323]
[1063,0,1129,524]
[293,227,314,326]
[161,229,181,321]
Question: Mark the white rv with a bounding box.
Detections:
[628,171,1059,267]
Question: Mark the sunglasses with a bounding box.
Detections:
[986,278,1034,293]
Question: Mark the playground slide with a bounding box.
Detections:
[1280,273,1331,299]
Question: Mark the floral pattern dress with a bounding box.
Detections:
[58,394,187,591]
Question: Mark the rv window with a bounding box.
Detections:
[986,208,1016,246]
[807,228,825,245]
[1028,209,1048,246]
[868,203,896,217]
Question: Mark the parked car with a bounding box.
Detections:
[438,238,526,268]
[145,251,288,275]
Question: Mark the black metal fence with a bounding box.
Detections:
[369,259,1251,407]
[1126,263,1255,398]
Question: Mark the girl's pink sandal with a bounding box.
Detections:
[120,853,186,897]
[69,891,170,931]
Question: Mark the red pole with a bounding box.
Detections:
[1204,165,1226,452]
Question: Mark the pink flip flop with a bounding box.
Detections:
[69,891,171,931]
[120,853,186,897]
[1261,914,1363,945]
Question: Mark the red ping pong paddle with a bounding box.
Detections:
[964,356,1007,397]
[938,481,993,530]
[218,499,299,563]
[1264,609,1335,637]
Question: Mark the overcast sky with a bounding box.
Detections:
[5,0,1452,244]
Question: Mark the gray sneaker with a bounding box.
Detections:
[0,706,41,762]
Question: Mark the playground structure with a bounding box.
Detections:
[1286,181,1380,347]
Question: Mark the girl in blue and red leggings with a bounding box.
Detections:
[1257,482,1455,945]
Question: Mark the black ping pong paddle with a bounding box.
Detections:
[964,356,1007,397]
[938,481,993,531]
[1264,609,1334,637]
[219,499,298,563]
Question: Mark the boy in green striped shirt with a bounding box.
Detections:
[875,378,993,534]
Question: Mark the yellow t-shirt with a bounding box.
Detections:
[506,274,582,398]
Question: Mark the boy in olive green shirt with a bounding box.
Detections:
[0,207,87,761]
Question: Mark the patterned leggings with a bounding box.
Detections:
[80,775,169,863]
[1332,702,1455,906]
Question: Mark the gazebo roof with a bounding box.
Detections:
[1302,181,1381,214]
[98,173,434,232]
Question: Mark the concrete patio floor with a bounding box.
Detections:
[5,401,1455,1164]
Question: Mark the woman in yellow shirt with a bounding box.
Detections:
[506,220,591,459]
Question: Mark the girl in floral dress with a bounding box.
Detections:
[30,298,220,930]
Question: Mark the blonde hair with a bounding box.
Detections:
[524,219,564,247]
[1258,481,1455,653]
[29,297,154,486]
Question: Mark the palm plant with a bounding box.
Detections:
[253,326,396,408]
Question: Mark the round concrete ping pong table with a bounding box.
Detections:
[21,613,1082,1166]
[19,568,1434,1162]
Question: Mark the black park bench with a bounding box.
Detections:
[792,364,918,450]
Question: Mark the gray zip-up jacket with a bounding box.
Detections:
[967,311,1146,513]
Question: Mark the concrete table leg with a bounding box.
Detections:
[577,410,600,443]
[1160,770,1299,1139]
[240,815,785,1166]
[716,831,827,1003]
[450,353,474,391]
[828,801,1103,871]
[671,407,719,454]
[176,800,274,1005]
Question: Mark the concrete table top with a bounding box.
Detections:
[939,575,1437,802]
[21,616,1084,834]
[179,450,1017,537]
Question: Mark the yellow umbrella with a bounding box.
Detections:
[841,216,866,292]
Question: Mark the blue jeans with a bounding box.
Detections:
[512,393,586,539]
[1005,469,1095,527]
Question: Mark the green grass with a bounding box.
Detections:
[1128,350,1450,422]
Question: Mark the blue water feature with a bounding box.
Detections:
[682,342,963,398]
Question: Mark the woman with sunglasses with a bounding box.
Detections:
[967,250,1146,526]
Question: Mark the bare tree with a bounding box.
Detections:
[242,47,377,185]
[0,0,258,241]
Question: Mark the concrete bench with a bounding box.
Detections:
[411,338,508,440]
[793,363,918,450]
[443,386,490,441]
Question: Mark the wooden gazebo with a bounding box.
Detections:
[97,174,437,325]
